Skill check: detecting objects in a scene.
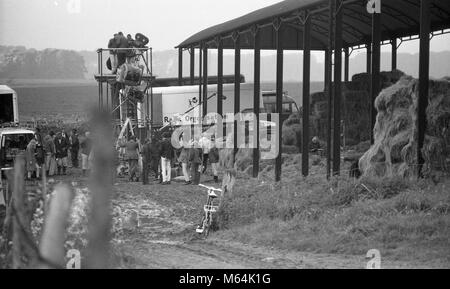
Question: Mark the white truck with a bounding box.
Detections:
[143,82,298,128]
[0,85,35,206]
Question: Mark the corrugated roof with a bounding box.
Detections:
[177,0,450,50]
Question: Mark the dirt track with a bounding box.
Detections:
[106,177,427,269]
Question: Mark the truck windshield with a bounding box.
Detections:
[1,133,35,167]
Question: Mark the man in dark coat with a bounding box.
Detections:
[159,132,174,185]
[70,129,80,168]
[54,132,69,175]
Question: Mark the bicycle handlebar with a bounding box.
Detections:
[199,184,223,193]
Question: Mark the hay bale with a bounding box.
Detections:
[282,113,302,149]
[360,76,450,178]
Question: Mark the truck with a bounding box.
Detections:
[0,85,35,206]
[0,85,19,125]
[143,82,299,128]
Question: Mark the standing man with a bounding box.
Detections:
[160,132,174,185]
[80,131,92,176]
[43,131,56,176]
[188,139,202,185]
[199,133,210,174]
[124,136,140,182]
[70,129,80,168]
[209,136,220,183]
[54,132,69,175]
[149,136,162,183]
[141,138,151,185]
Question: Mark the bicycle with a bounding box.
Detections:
[196,184,223,238]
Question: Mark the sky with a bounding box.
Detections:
[0,0,449,56]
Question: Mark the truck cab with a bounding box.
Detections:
[0,127,35,206]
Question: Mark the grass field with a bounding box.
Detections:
[10,83,98,123]
[214,156,450,267]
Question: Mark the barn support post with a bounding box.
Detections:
[178,47,183,86]
[199,45,203,123]
[253,29,261,178]
[202,45,208,118]
[391,38,397,71]
[418,0,430,177]
[234,33,241,159]
[344,47,349,82]
[302,14,311,177]
[326,0,334,180]
[370,8,381,145]
[190,47,195,85]
[275,20,283,182]
[366,43,372,74]
[332,0,342,176]
[217,38,224,139]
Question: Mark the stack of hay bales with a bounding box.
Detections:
[359,76,450,178]
[281,113,302,152]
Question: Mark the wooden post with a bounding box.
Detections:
[178,47,183,86]
[253,29,261,178]
[391,38,397,71]
[418,0,430,176]
[302,15,311,177]
[326,0,334,180]
[370,9,381,145]
[234,33,241,158]
[202,45,208,118]
[275,22,283,182]
[190,47,195,85]
[333,0,342,176]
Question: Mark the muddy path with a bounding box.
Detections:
[109,178,425,269]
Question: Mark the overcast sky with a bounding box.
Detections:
[0,0,449,55]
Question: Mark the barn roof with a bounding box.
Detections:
[177,0,450,50]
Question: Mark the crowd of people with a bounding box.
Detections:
[120,132,220,186]
[25,129,92,180]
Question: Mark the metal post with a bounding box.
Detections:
[326,0,334,180]
[234,33,241,158]
[302,15,311,177]
[275,23,283,182]
[190,47,195,85]
[370,9,381,144]
[178,48,183,86]
[391,38,397,71]
[418,0,430,177]
[366,43,372,74]
[344,47,349,82]
[333,0,342,176]
[199,45,203,124]
[203,45,208,118]
[218,38,224,138]
[253,29,261,178]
